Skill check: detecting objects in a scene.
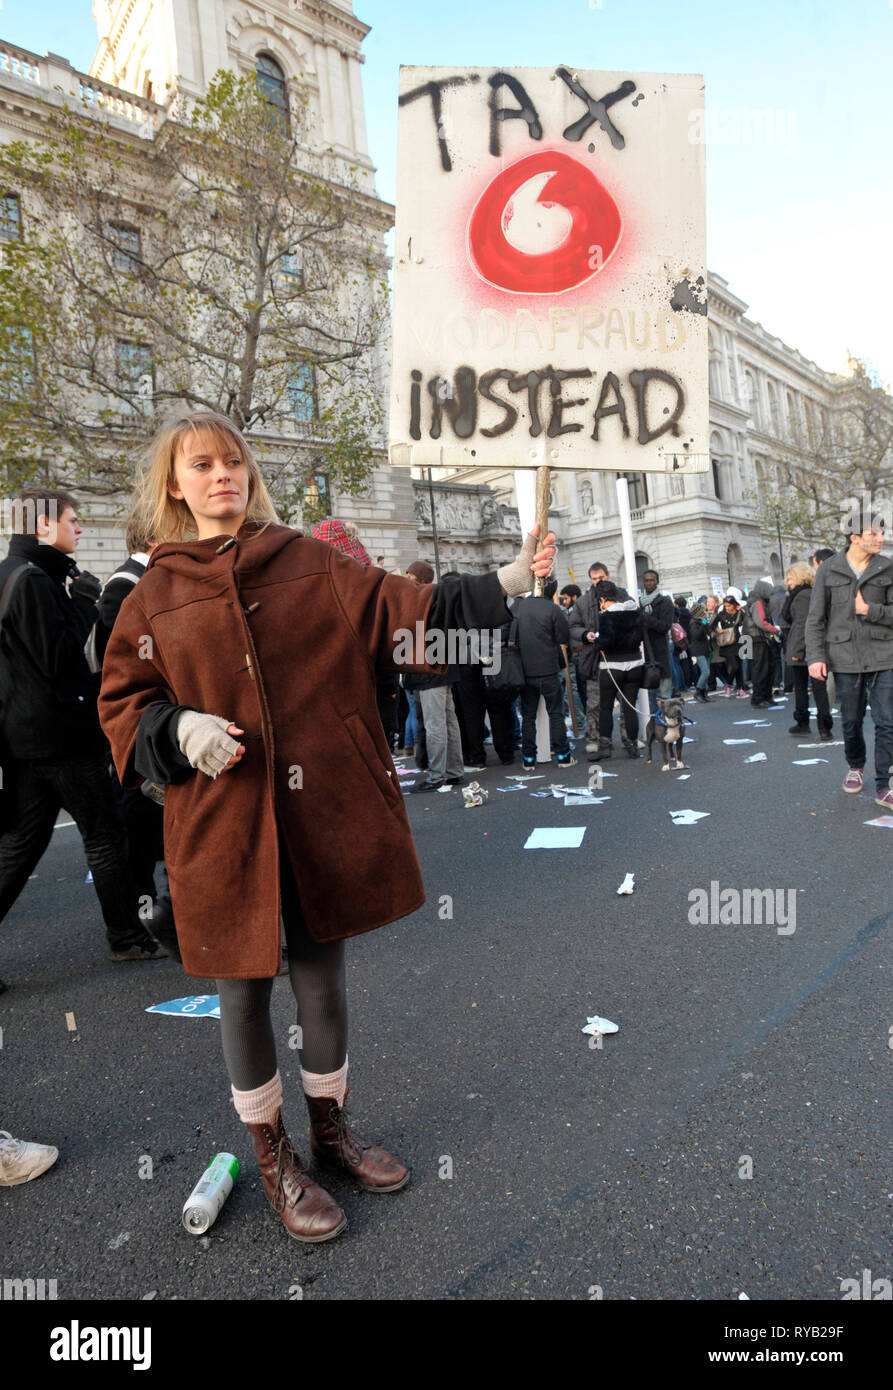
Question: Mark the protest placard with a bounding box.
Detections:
[390,66,707,473]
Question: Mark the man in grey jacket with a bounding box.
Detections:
[806,513,893,805]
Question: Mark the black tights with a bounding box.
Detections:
[216,833,347,1090]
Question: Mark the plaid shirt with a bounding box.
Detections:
[311,519,372,567]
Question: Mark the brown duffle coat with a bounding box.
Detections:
[99,522,458,979]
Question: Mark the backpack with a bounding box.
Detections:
[83,567,140,674]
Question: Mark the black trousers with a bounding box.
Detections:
[791,665,832,730]
[483,685,519,762]
[598,668,641,741]
[520,674,569,759]
[750,641,773,703]
[453,664,489,764]
[0,754,153,951]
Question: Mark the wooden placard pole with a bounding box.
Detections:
[533,464,551,599]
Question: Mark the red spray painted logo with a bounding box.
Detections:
[466,150,622,296]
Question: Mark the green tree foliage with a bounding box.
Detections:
[0,69,389,514]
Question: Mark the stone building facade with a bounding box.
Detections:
[0,0,425,574]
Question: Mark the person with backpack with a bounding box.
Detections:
[783,563,833,741]
[742,579,782,707]
[708,596,749,697]
[590,580,645,760]
[0,488,164,992]
[92,508,180,962]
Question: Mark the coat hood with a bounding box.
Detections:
[147,521,301,581]
[748,579,775,603]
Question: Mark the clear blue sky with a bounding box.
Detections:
[3,0,890,381]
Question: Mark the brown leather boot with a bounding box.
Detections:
[305,1087,409,1192]
[247,1111,346,1242]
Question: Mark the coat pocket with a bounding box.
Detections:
[343,713,402,812]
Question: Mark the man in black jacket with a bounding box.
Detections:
[515,580,576,768]
[640,569,674,708]
[0,488,164,986]
[569,561,632,751]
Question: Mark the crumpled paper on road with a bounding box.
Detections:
[462,781,488,808]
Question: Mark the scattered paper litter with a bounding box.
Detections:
[669,809,710,825]
[582,1015,619,1037]
[506,774,544,782]
[792,758,829,765]
[738,1292,750,1301]
[85,870,93,884]
[496,784,524,792]
[565,794,611,806]
[733,719,770,726]
[396,768,417,777]
[723,738,756,745]
[743,752,767,763]
[798,741,843,748]
[865,816,893,829]
[530,790,553,798]
[437,784,453,794]
[676,773,691,780]
[524,827,586,849]
[616,873,635,895]
[462,781,488,808]
[146,995,221,1018]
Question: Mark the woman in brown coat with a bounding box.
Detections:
[99,409,555,1243]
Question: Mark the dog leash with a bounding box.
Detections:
[599,655,695,724]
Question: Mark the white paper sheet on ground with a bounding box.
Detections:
[497,785,525,792]
[669,809,710,825]
[792,758,829,765]
[616,873,635,895]
[733,720,771,725]
[146,995,221,1018]
[85,871,93,884]
[743,753,767,763]
[723,738,756,744]
[798,741,844,748]
[530,790,553,798]
[676,773,691,779]
[582,1015,619,1036]
[506,774,544,781]
[524,827,587,849]
[565,794,611,806]
[865,816,893,828]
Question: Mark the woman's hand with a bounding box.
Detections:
[177,711,245,779]
[497,523,557,597]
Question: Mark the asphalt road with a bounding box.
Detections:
[2,690,891,1304]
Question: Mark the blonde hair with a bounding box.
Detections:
[786,563,814,589]
[135,409,279,543]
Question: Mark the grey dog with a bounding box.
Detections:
[645,697,687,771]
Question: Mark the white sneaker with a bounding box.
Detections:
[0,1131,59,1186]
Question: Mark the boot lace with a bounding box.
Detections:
[271,1128,305,1213]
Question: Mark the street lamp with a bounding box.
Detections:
[772,503,785,581]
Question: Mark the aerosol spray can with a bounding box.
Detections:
[182,1153,240,1235]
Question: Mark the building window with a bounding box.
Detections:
[1,194,22,242]
[303,470,330,519]
[115,340,154,411]
[256,54,290,127]
[767,381,780,435]
[743,370,761,428]
[621,472,648,510]
[280,248,304,288]
[1,326,35,397]
[108,223,141,273]
[289,364,317,421]
[711,458,723,500]
[708,356,722,399]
